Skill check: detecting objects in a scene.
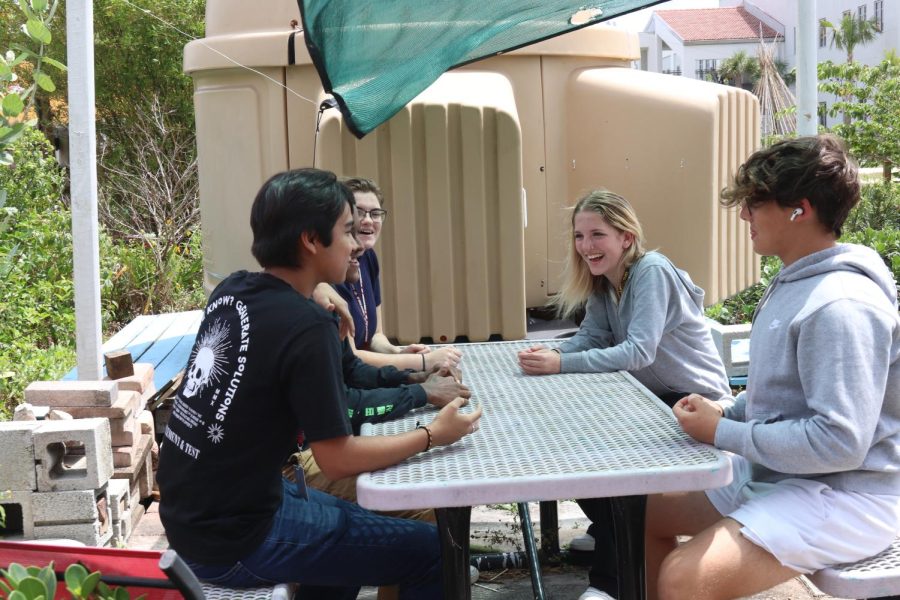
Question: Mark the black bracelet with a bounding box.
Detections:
[421,353,426,371]
[415,421,433,451]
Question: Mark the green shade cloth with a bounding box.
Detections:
[298,0,664,137]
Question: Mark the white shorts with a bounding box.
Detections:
[706,455,900,573]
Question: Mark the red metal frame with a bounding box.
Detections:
[0,541,183,599]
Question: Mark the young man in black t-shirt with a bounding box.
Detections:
[157,168,482,599]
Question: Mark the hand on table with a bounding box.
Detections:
[517,345,561,375]
[406,363,463,385]
[312,283,355,341]
[425,345,462,369]
[673,394,724,445]
[421,373,471,408]
[400,343,429,354]
[430,397,483,446]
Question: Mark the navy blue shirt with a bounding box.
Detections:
[335,249,381,349]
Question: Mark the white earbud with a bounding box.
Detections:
[790,208,804,222]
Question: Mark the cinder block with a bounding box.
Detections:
[109,414,137,447]
[0,490,34,539]
[31,487,109,525]
[25,381,118,408]
[51,390,139,420]
[34,418,113,492]
[107,479,131,521]
[112,508,132,545]
[706,318,752,378]
[34,521,113,547]
[0,421,41,491]
[114,363,154,394]
[130,479,140,509]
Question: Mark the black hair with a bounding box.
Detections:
[250,168,354,268]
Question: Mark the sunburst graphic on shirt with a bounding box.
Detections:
[182,319,232,399]
[206,422,225,444]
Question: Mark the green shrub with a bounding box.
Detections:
[101,226,204,332]
[0,129,66,213]
[844,181,900,232]
[0,344,75,421]
[0,131,72,417]
[705,257,781,325]
[0,131,204,418]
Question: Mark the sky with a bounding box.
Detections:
[605,0,721,31]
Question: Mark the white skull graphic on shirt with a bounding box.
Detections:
[182,319,231,398]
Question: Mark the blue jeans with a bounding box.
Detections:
[186,479,443,600]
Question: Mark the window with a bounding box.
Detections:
[819,22,827,47]
[695,58,720,82]
[858,4,867,21]
[818,102,828,128]
[874,0,883,31]
[843,10,851,19]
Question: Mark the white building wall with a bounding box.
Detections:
[748,0,897,68]
[641,0,896,128]
[650,14,686,73]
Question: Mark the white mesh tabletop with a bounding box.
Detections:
[358,340,732,511]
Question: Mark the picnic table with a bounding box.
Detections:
[358,340,734,600]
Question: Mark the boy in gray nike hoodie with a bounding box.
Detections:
[646,135,900,600]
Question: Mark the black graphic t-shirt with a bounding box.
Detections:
[157,271,352,565]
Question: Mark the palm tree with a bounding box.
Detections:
[719,50,760,90]
[820,13,881,125]
[820,13,880,63]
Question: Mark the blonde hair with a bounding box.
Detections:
[550,190,646,318]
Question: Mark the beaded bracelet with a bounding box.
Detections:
[415,421,433,452]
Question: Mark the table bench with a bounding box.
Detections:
[63,310,204,393]
[810,536,900,600]
[160,549,295,599]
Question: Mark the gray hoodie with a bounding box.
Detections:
[559,251,731,400]
[716,244,900,495]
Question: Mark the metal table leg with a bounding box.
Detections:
[517,502,546,600]
[610,494,648,600]
[435,506,472,600]
[539,500,560,558]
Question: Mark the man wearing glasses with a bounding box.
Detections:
[334,177,462,371]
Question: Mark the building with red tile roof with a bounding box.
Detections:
[641,3,784,83]
[655,7,779,43]
[631,0,896,129]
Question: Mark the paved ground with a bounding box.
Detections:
[129,501,841,599]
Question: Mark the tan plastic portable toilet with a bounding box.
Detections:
[186,0,760,344]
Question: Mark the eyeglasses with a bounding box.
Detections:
[357,207,388,222]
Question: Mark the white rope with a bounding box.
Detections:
[116,0,318,107]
